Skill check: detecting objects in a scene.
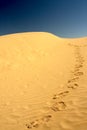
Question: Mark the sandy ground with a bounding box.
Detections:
[0,32,87,130]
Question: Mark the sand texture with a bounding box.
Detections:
[0,32,87,130]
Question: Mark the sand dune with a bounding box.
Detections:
[0,32,87,130]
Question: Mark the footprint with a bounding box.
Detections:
[25,115,52,129]
[67,83,79,89]
[26,124,32,129]
[74,68,80,72]
[52,91,69,100]
[41,115,52,122]
[67,85,75,89]
[26,119,39,129]
[67,77,79,83]
[72,77,80,80]
[75,64,83,68]
[31,120,39,128]
[51,101,66,111]
[58,91,69,96]
[74,71,84,76]
[52,95,58,100]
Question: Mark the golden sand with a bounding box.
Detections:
[0,32,87,130]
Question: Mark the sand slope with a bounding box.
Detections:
[0,32,87,130]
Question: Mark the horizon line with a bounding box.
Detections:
[0,31,87,39]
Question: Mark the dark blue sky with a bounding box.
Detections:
[0,0,87,37]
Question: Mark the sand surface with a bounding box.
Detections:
[0,32,87,130]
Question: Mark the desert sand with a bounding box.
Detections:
[0,32,87,130]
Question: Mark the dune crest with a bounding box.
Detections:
[0,32,87,130]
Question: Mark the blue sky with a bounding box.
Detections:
[0,0,87,37]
